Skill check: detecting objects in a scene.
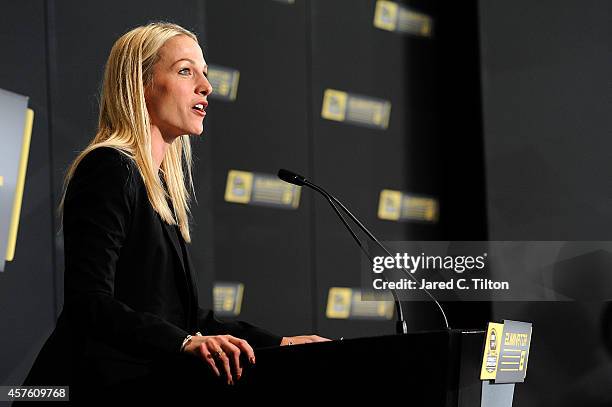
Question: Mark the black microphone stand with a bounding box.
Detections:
[279,169,451,333]
[307,181,408,334]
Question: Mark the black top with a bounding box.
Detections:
[22,147,281,398]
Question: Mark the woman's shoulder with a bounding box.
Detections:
[79,146,134,168]
[75,146,135,179]
[68,146,137,199]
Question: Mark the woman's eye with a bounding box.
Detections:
[179,68,191,75]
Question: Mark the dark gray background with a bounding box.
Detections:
[480,1,612,405]
[0,0,610,405]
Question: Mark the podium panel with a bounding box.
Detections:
[241,329,485,405]
[24,329,487,404]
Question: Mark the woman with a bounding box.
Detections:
[23,22,327,399]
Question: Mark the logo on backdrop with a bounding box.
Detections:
[213,281,244,317]
[208,65,241,101]
[325,287,394,320]
[374,0,434,37]
[377,189,438,223]
[321,88,391,130]
[224,169,301,209]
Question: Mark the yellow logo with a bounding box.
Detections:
[374,1,399,31]
[0,175,4,187]
[481,322,504,380]
[213,283,244,316]
[378,189,402,220]
[325,287,352,319]
[224,170,253,204]
[208,67,240,101]
[486,328,499,373]
[321,89,348,122]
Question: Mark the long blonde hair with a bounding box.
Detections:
[58,22,198,243]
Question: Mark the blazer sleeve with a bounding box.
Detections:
[196,308,283,348]
[62,147,189,357]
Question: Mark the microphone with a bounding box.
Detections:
[278,168,450,333]
[278,169,306,186]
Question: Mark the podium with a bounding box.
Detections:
[30,327,525,405]
[239,329,485,405]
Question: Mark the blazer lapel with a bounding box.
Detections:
[158,176,185,272]
[158,175,199,328]
[159,218,198,319]
[171,223,199,307]
[182,242,200,311]
[161,219,185,271]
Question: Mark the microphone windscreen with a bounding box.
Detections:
[278,169,306,186]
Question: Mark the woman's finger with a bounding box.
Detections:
[199,343,221,378]
[212,345,233,385]
[220,340,243,380]
[227,336,256,365]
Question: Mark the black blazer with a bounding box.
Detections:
[23,147,280,395]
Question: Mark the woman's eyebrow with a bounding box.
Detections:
[173,58,196,66]
[173,58,209,72]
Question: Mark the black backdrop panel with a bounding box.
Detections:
[310,0,489,338]
[310,0,443,338]
[309,0,418,339]
[205,0,314,335]
[0,0,492,387]
[480,1,612,405]
[0,0,56,386]
[49,0,216,310]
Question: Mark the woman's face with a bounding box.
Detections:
[145,35,212,139]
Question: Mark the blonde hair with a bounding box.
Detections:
[58,22,198,243]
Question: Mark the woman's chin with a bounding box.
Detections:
[182,126,204,136]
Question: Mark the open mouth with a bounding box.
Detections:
[192,103,207,117]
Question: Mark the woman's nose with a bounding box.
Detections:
[198,76,213,97]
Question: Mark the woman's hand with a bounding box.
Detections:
[182,334,255,385]
[280,335,331,346]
